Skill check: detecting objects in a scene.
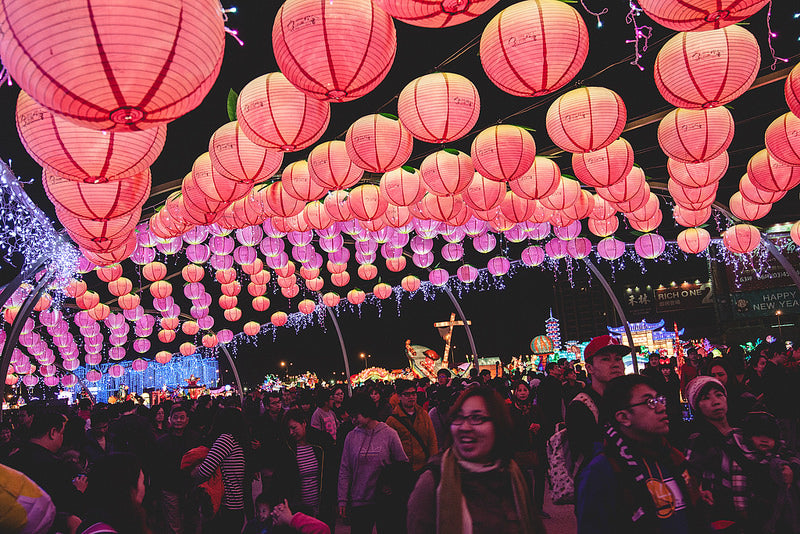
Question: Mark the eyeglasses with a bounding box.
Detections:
[451,414,492,426]
[627,395,667,410]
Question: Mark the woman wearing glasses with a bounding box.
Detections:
[407,387,544,534]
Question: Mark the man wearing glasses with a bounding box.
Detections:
[387,380,438,474]
[575,375,706,533]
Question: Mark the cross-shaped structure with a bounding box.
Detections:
[434,313,471,368]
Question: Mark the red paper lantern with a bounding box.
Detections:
[374,0,499,27]
[224,308,242,322]
[158,329,176,344]
[323,191,353,222]
[150,280,172,300]
[271,311,288,327]
[739,174,785,205]
[628,211,663,233]
[107,277,132,297]
[673,205,712,227]
[658,107,734,163]
[470,125,536,183]
[787,63,800,117]
[422,193,466,222]
[379,167,425,207]
[383,204,412,228]
[765,112,800,166]
[546,87,626,153]
[613,182,652,213]
[747,149,800,192]
[191,152,251,203]
[668,179,717,210]
[480,0,588,97]
[302,201,333,231]
[397,72,480,143]
[677,227,711,254]
[44,169,150,220]
[272,0,396,102]
[373,283,392,300]
[588,217,619,237]
[76,290,100,310]
[638,0,769,31]
[87,303,110,321]
[281,161,327,202]
[155,351,172,365]
[654,26,759,109]
[81,235,137,266]
[345,114,413,173]
[539,178,581,211]
[298,299,316,315]
[498,191,535,223]
[143,262,167,283]
[723,224,760,254]
[386,256,406,272]
[308,141,364,191]
[96,264,122,283]
[60,210,140,251]
[596,166,646,204]
[209,121,284,184]
[182,321,200,336]
[16,91,166,183]
[242,321,260,336]
[729,192,771,221]
[348,289,366,305]
[508,157,561,201]
[237,73,331,151]
[117,293,140,311]
[178,342,195,356]
[358,264,378,280]
[0,0,225,131]
[263,182,306,218]
[348,185,388,220]
[667,152,729,188]
[420,150,474,196]
[562,190,595,221]
[463,172,506,211]
[572,138,634,188]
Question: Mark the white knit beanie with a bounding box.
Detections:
[685,376,726,413]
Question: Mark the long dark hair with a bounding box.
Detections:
[208,407,249,446]
[85,453,150,534]
[448,387,514,461]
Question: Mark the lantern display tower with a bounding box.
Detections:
[545,309,562,352]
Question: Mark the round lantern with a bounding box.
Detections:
[397,72,480,143]
[746,149,800,192]
[16,91,166,183]
[673,205,712,227]
[634,234,666,259]
[61,374,78,388]
[308,141,364,191]
[638,0,769,32]
[386,256,407,272]
[107,277,132,297]
[242,321,260,336]
[539,178,582,211]
[470,125,536,182]
[729,192,771,221]
[272,0,396,102]
[209,121,283,183]
[668,152,729,188]
[345,114,413,173]
[282,160,327,202]
[191,152,251,204]
[108,364,124,379]
[0,0,225,131]
[787,63,800,117]
[572,138,634,188]
[373,283,393,300]
[658,107,734,163]
[237,72,331,151]
[588,216,619,237]
[457,264,478,284]
[500,192,537,223]
[566,238,592,259]
[224,308,243,322]
[358,263,378,280]
[597,237,626,260]
[509,157,561,200]
[596,166,646,204]
[158,329,176,344]
[130,358,147,373]
[374,0,499,27]
[347,289,366,305]
[423,193,465,222]
[723,224,760,253]
[379,167,426,207]
[765,112,800,166]
[739,175,785,205]
[545,87,626,153]
[488,256,511,276]
[677,227,711,254]
[155,351,172,364]
[463,172,506,212]
[654,26,759,109]
[480,0,588,97]
[44,169,150,220]
[298,299,316,315]
[264,181,306,218]
[420,150,474,196]
[267,311,286,327]
[349,184,388,220]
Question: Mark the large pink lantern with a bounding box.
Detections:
[397,73,480,143]
[539,178,581,211]
[677,227,711,254]
[588,217,619,238]
[0,0,224,131]
[237,73,331,152]
[521,245,545,266]
[546,87,626,153]
[349,185,388,220]
[638,0,769,31]
[654,26,759,109]
[457,265,478,284]
[374,0,499,27]
[723,224,760,254]
[765,113,800,167]
[668,152,729,188]
[209,121,284,183]
[345,114,413,173]
[429,268,449,286]
[729,192,771,221]
[463,173,506,211]
[746,150,800,192]
[572,138,634,188]
[470,125,536,183]
[634,234,666,259]
[131,358,148,372]
[787,63,800,117]
[658,107,734,163]
[566,238,592,259]
[272,0,396,102]
[597,237,626,260]
[673,205,712,227]
[282,161,327,202]
[480,0,588,97]
[45,170,150,221]
[420,150,474,196]
[509,157,561,201]
[308,141,364,191]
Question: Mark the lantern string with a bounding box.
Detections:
[579,0,608,28]
[220,5,244,46]
[765,0,788,70]
[625,1,652,71]
[0,63,12,87]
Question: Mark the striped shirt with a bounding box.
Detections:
[296,444,320,510]
[194,433,246,510]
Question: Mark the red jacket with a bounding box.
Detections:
[180,446,224,515]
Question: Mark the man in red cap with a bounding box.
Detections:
[565,335,629,464]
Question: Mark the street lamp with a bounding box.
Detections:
[360,353,367,370]
[776,310,783,339]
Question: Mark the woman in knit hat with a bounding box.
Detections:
[684,376,752,532]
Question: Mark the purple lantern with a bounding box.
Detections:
[260,236,285,257]
[340,219,362,236]
[306,253,324,270]
[197,315,215,330]
[85,353,102,366]
[236,226,263,247]
[429,268,449,286]
[521,245,545,266]
[153,296,174,313]
[369,228,393,244]
[319,234,344,253]
[22,375,39,387]
[133,338,151,354]
[131,358,148,372]
[380,244,403,259]
[566,237,592,259]
[210,254,234,270]
[61,374,78,387]
[138,314,156,330]
[43,376,60,387]
[183,226,210,245]
[545,239,568,259]
[441,243,464,262]
[287,230,313,246]
[472,233,496,254]
[184,282,205,300]
[634,234,665,259]
[123,306,145,322]
[457,265,479,284]
[195,292,212,308]
[525,222,551,241]
[441,226,466,244]
[503,225,527,243]
[190,305,209,319]
[388,232,409,248]
[597,237,626,260]
[208,223,232,237]
[77,256,96,273]
[553,220,582,241]
[156,237,183,255]
[292,244,316,264]
[39,309,60,327]
[487,256,511,276]
[265,252,289,270]
[329,248,350,264]
[463,218,488,237]
[130,245,156,265]
[410,236,433,255]
[104,313,125,330]
[109,364,124,378]
[20,318,36,335]
[262,218,287,238]
[355,240,378,255]
[209,235,235,255]
[355,251,377,265]
[233,245,257,265]
[412,218,442,239]
[217,329,234,344]
[413,252,434,269]
[186,244,211,264]
[137,226,158,247]
[63,359,80,372]
[86,370,102,382]
[316,223,340,238]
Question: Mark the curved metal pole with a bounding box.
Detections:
[584,260,639,374]
[0,257,48,310]
[217,340,244,402]
[326,307,353,395]
[0,269,56,418]
[442,286,479,360]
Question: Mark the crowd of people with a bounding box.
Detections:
[0,335,799,534]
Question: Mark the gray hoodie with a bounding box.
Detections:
[338,421,408,507]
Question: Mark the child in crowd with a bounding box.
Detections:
[243,493,330,534]
[741,412,800,534]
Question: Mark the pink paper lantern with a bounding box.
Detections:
[546,87,626,153]
[787,63,800,117]
[597,237,626,260]
[638,0,769,31]
[349,185,388,220]
[400,275,421,292]
[654,26,759,109]
[298,299,316,315]
[765,113,800,166]
[673,205,712,228]
[668,152,729,188]
[85,353,102,366]
[237,73,331,152]
[375,0,499,27]
[441,243,465,261]
[723,224,760,254]
[634,234,666,259]
[217,329,234,344]
[61,374,78,387]
[397,72,480,143]
[596,167,646,204]
[463,173,506,212]
[539,178,582,211]
[209,121,284,183]
[739,175,785,205]
[729,192,772,221]
[470,125,536,182]
[463,218,488,237]
[131,358,148,372]
[133,339,151,354]
[272,0,396,102]
[282,161,327,202]
[480,0,588,97]
[429,268,450,286]
[572,138,634,188]
[499,192,536,223]
[379,167,426,207]
[509,157,561,201]
[658,107,734,163]
[420,150,474,196]
[346,114,413,173]
[43,376,60,388]
[746,150,800,192]
[109,364,124,379]
[45,170,150,221]
[413,252,434,268]
[457,265,478,284]
[566,238,592,259]
[22,375,39,387]
[0,0,224,131]
[487,256,510,276]
[504,225,527,243]
[588,217,619,238]
[553,221,582,241]
[677,227,711,254]
[109,347,126,361]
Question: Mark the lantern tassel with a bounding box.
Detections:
[766,0,788,70]
[625,1,652,71]
[579,0,608,28]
